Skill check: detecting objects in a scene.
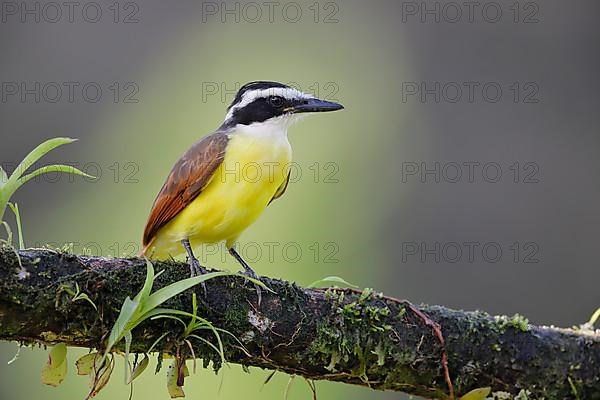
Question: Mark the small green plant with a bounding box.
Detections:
[77,260,265,399]
[57,282,98,311]
[102,261,234,358]
[579,306,600,331]
[587,306,600,328]
[0,137,93,250]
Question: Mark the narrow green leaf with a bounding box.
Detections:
[17,164,95,186]
[589,307,600,327]
[307,276,358,289]
[190,330,225,365]
[143,308,217,328]
[1,137,83,221]
[568,376,582,400]
[140,271,234,314]
[7,202,24,249]
[41,343,68,387]
[124,331,132,384]
[0,166,7,188]
[105,297,140,355]
[190,293,198,327]
[132,308,202,333]
[148,332,170,354]
[0,221,12,244]
[148,314,187,329]
[134,259,156,304]
[211,327,250,354]
[104,261,154,358]
[193,322,225,365]
[188,335,223,363]
[10,137,77,183]
[72,292,98,310]
[0,196,10,230]
[128,354,149,384]
[0,221,23,269]
[140,308,196,321]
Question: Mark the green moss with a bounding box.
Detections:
[359,288,374,302]
[509,314,529,332]
[223,302,250,332]
[493,313,529,333]
[341,301,361,322]
[306,288,427,389]
[396,306,407,320]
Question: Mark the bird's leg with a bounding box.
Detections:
[181,238,207,296]
[228,247,262,306]
[228,247,258,277]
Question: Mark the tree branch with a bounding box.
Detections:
[0,248,598,399]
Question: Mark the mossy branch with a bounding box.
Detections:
[0,249,598,399]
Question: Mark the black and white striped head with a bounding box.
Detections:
[222,81,343,128]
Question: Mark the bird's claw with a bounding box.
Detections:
[188,258,208,297]
[242,269,262,307]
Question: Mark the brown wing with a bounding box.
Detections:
[269,169,291,205]
[143,132,229,247]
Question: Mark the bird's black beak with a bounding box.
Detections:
[290,97,344,114]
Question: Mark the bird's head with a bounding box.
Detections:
[222,81,343,129]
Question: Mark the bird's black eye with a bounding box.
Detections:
[268,96,284,108]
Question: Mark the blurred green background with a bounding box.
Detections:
[1,0,599,399]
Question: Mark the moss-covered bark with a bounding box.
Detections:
[0,248,598,399]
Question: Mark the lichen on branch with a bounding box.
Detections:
[0,248,599,399]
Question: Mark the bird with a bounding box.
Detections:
[141,81,344,301]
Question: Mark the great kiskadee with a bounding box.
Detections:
[141,81,343,300]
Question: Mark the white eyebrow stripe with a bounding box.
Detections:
[224,87,312,121]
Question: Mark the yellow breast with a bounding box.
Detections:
[151,131,292,258]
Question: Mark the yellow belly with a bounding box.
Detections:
[150,132,291,259]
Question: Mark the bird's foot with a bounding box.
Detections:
[241,268,262,307]
[188,257,207,297]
